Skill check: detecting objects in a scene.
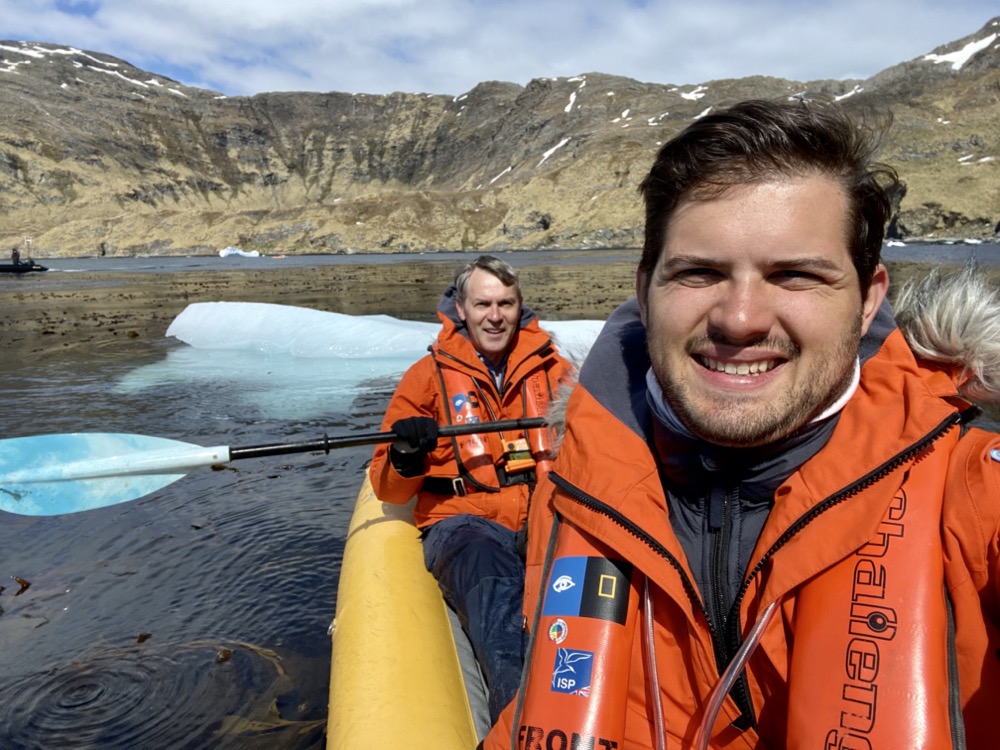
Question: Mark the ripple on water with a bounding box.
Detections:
[0,639,324,749]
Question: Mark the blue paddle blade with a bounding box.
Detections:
[0,433,230,516]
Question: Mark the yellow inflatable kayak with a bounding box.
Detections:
[327,475,489,748]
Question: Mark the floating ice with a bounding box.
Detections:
[116,302,604,421]
[166,302,437,358]
[164,302,602,363]
[218,247,260,258]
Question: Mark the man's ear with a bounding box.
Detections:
[635,268,649,326]
[454,298,467,322]
[860,264,889,336]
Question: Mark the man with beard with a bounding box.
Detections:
[483,100,1000,749]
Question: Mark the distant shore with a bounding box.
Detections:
[0,258,637,359]
[1,257,996,360]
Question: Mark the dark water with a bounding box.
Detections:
[0,340,389,748]
[880,240,1000,268]
[0,244,997,748]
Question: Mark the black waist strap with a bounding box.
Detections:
[422,470,535,497]
[423,476,468,497]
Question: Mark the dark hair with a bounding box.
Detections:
[638,98,899,294]
[454,254,521,301]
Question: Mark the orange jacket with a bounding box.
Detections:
[369,291,572,531]
[487,297,1000,750]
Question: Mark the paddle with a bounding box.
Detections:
[0,417,547,517]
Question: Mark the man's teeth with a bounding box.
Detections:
[702,357,775,375]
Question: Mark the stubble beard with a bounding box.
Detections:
[648,315,864,448]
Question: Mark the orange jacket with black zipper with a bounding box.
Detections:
[485,293,1000,750]
[369,286,573,532]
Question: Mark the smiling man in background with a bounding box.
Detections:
[370,254,572,726]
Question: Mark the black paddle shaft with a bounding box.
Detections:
[227,417,547,460]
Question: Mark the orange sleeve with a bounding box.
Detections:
[368,356,442,505]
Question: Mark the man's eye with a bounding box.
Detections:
[670,268,720,284]
[773,270,824,285]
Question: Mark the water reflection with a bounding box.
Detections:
[0,638,324,748]
[0,334,386,749]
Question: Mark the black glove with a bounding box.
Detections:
[388,416,439,477]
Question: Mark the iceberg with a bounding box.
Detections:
[165,302,438,358]
[116,302,605,421]
[164,301,603,363]
[219,246,260,258]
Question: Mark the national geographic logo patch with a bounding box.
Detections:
[542,556,631,625]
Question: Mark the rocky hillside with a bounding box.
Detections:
[0,19,997,258]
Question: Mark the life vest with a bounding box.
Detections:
[433,362,557,494]
[512,434,962,749]
[521,374,558,481]
[511,516,641,750]
[785,443,957,749]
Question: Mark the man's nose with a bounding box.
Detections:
[707,281,773,342]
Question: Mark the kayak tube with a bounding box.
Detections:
[327,476,490,748]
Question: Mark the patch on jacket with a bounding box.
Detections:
[991,448,1000,463]
[542,556,631,625]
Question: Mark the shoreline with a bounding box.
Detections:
[11,235,1000,262]
[0,260,639,358]
[1,258,997,360]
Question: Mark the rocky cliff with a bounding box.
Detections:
[0,19,997,258]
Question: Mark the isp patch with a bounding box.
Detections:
[542,556,631,625]
[551,647,594,696]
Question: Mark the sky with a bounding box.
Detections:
[0,1,997,97]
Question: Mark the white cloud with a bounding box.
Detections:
[0,0,995,96]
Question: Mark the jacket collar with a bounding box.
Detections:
[551,295,964,603]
